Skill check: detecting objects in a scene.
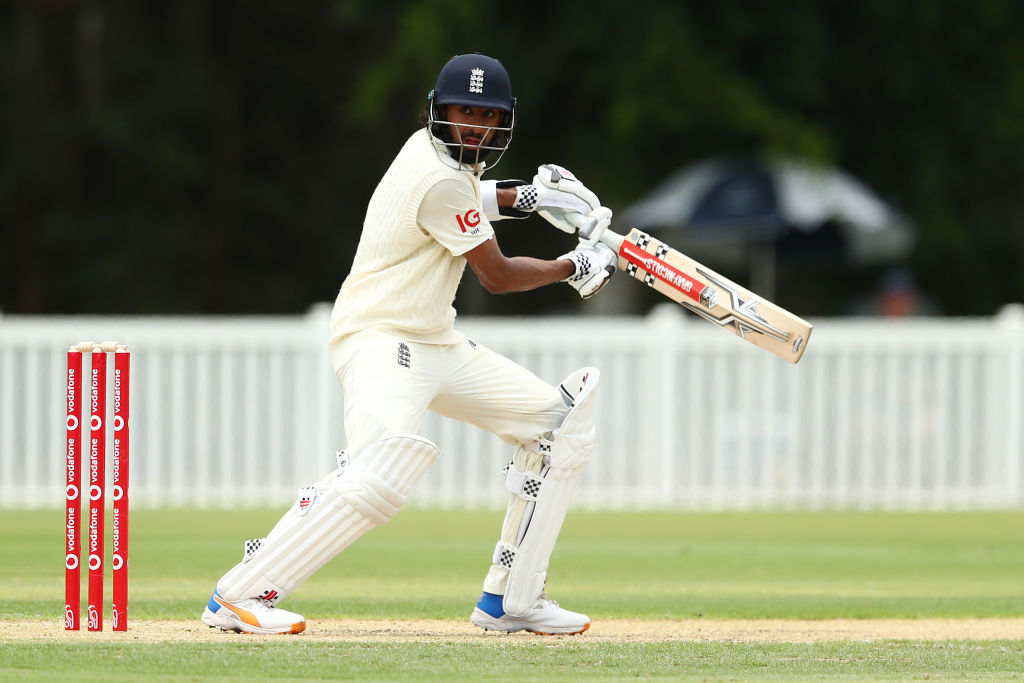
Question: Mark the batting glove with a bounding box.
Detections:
[558,241,617,299]
[480,165,600,231]
[533,164,601,234]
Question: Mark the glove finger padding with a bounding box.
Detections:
[578,206,613,246]
[535,164,600,210]
[534,164,600,234]
[538,207,586,234]
[558,242,617,299]
[577,260,614,298]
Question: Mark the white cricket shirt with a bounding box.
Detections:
[329,129,495,349]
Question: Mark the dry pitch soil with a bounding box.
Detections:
[6,618,1024,642]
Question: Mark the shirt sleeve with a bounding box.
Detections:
[418,178,495,256]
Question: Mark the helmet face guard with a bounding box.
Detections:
[427,99,515,169]
[426,54,516,171]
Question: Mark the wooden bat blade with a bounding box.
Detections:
[606,228,812,363]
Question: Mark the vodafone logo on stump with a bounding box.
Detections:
[65,342,132,632]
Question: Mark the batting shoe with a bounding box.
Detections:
[470,591,590,635]
[201,589,306,635]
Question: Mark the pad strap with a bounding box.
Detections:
[492,541,516,570]
[504,462,544,502]
[243,538,265,563]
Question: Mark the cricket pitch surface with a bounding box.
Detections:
[8,618,1024,642]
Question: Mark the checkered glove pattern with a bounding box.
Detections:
[563,250,593,283]
[494,179,532,219]
[513,184,538,211]
[558,242,616,299]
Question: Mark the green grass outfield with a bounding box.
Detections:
[2,508,1023,680]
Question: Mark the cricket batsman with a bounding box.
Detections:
[202,53,616,636]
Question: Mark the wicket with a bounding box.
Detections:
[65,341,131,631]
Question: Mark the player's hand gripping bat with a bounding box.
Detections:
[578,216,812,363]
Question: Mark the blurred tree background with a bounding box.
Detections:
[2,0,1023,316]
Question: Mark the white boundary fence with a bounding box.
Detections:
[1,304,1022,510]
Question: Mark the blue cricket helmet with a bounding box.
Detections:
[427,53,516,171]
[431,53,515,112]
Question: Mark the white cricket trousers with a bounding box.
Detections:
[331,329,568,455]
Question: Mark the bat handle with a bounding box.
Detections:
[578,215,624,252]
[578,215,605,245]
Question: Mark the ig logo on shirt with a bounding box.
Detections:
[456,210,481,235]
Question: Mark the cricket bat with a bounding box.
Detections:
[580,219,812,363]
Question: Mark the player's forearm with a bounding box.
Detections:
[472,256,574,294]
[495,187,518,208]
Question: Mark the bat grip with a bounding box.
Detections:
[578,216,605,245]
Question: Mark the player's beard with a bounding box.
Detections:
[450,126,492,166]
[431,120,488,165]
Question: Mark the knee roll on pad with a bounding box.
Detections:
[489,367,600,617]
[333,459,407,524]
[217,434,439,603]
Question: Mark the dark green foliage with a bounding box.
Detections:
[3,1,1024,315]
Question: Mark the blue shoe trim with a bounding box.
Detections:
[476,592,505,618]
[207,589,222,613]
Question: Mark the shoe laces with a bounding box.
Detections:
[536,592,560,609]
[237,597,275,613]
